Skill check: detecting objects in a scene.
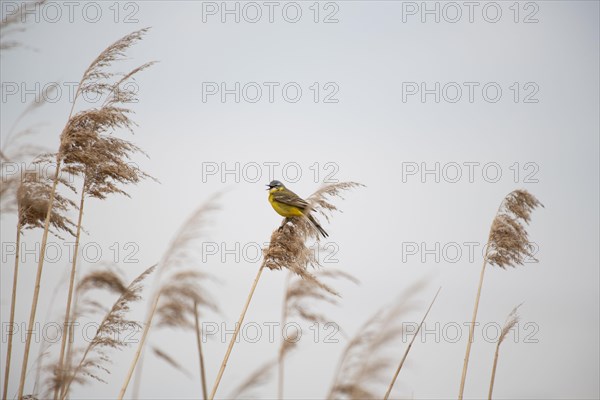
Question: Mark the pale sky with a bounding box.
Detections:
[1,1,599,399]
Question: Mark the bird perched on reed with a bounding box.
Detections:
[266,180,329,238]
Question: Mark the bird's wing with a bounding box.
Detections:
[273,190,310,210]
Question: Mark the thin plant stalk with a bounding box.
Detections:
[17,67,83,399]
[458,201,501,400]
[384,287,441,400]
[278,352,285,400]
[458,255,488,399]
[61,284,80,398]
[209,263,265,400]
[278,273,292,400]
[488,341,501,399]
[54,182,86,400]
[117,291,161,399]
[195,300,208,400]
[488,305,520,400]
[131,351,145,399]
[17,163,61,399]
[3,218,22,400]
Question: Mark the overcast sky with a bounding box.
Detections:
[1,1,599,399]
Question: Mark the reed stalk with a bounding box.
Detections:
[3,219,22,400]
[209,263,265,400]
[384,287,441,399]
[195,300,208,400]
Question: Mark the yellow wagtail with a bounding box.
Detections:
[266,180,329,238]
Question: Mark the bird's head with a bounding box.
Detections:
[266,180,285,192]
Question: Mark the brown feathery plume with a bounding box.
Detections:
[54,57,154,399]
[278,269,358,399]
[3,83,59,159]
[327,279,426,399]
[1,1,54,216]
[154,270,218,399]
[488,305,521,400]
[151,347,194,379]
[209,182,362,400]
[1,84,59,215]
[228,359,278,400]
[0,170,20,214]
[49,266,128,396]
[0,0,46,51]
[119,196,219,399]
[3,170,75,400]
[57,265,156,399]
[17,28,151,399]
[384,287,442,400]
[458,190,542,400]
[155,271,218,329]
[17,168,77,237]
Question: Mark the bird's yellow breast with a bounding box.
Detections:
[269,189,304,218]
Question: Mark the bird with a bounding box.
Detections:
[266,180,329,238]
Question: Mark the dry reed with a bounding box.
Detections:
[488,305,521,399]
[16,28,151,399]
[327,279,426,399]
[458,190,542,399]
[53,56,154,399]
[57,265,156,399]
[3,170,76,400]
[278,269,358,398]
[209,182,362,400]
[228,359,278,399]
[151,347,194,379]
[153,270,218,399]
[384,287,442,399]
[0,0,46,51]
[49,266,128,395]
[0,82,57,215]
[118,196,220,399]
[0,80,56,215]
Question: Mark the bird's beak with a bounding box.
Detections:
[266,185,272,190]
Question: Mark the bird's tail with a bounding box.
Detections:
[307,213,329,239]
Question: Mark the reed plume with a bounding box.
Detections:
[0,0,46,52]
[49,266,128,395]
[278,269,358,398]
[3,170,76,400]
[0,81,57,215]
[118,196,219,399]
[458,190,542,399]
[327,279,426,399]
[209,182,362,400]
[17,28,151,399]
[153,270,218,399]
[228,359,277,399]
[57,265,156,399]
[488,305,521,400]
[53,55,154,399]
[151,347,194,379]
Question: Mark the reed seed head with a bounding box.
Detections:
[264,182,363,294]
[487,190,543,269]
[16,169,77,238]
[499,304,522,345]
